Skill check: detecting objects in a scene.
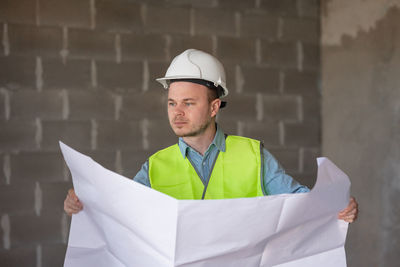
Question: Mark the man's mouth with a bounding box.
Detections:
[173,119,188,127]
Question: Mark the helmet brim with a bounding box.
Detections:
[156,76,228,98]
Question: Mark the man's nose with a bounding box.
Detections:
[174,104,185,116]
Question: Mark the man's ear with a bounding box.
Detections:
[210,98,221,117]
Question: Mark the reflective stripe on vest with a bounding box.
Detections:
[148,135,266,200]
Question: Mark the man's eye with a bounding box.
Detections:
[168,102,176,107]
[185,103,193,106]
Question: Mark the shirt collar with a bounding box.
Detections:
[178,124,226,158]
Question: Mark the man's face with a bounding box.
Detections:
[167,81,216,137]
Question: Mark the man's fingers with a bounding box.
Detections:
[64,198,82,210]
[339,213,358,223]
[339,197,357,213]
[67,207,82,214]
[338,197,358,223]
[64,196,83,209]
[68,189,79,202]
[64,188,83,216]
[64,203,83,216]
[338,207,357,216]
[338,210,357,219]
[338,196,359,223]
[65,200,83,211]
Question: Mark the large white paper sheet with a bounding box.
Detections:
[60,142,350,267]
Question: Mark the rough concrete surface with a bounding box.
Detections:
[322,0,400,45]
[322,2,400,267]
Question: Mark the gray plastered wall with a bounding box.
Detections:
[322,1,400,266]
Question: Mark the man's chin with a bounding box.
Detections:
[172,128,197,138]
[170,121,211,138]
[172,127,188,137]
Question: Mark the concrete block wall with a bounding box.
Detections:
[0,0,320,265]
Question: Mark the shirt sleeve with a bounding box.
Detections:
[132,160,152,188]
[262,148,309,195]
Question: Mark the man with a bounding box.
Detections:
[64,49,358,222]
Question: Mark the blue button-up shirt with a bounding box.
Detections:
[133,126,309,195]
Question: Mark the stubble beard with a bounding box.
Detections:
[172,117,212,138]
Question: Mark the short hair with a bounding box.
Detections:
[207,88,218,103]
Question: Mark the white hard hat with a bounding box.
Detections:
[156,49,228,98]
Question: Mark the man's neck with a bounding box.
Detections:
[182,123,216,156]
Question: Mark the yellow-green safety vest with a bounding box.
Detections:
[148,135,266,200]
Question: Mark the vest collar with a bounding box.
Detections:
[178,124,226,159]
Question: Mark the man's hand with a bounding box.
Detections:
[338,196,358,223]
[64,188,83,216]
